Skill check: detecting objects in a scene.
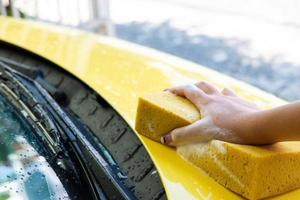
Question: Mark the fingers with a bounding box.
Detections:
[195,81,219,94]
[222,88,237,97]
[166,84,210,107]
[161,117,219,146]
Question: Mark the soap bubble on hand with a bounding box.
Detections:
[161,81,260,146]
[161,115,235,146]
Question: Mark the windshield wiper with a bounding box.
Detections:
[0,61,136,200]
[0,61,106,199]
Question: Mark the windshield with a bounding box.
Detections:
[0,94,70,200]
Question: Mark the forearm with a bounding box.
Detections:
[248,101,300,143]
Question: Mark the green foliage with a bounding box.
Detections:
[0,193,10,200]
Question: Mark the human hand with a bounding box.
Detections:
[161,81,262,146]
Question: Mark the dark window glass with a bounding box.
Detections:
[0,95,70,200]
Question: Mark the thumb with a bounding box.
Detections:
[161,117,220,147]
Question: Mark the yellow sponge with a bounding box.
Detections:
[178,141,300,199]
[135,92,201,141]
[135,92,300,199]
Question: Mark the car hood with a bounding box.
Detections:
[0,16,297,200]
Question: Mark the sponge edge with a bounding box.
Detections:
[135,92,201,141]
[178,141,300,199]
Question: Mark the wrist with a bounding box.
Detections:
[229,110,275,144]
[245,110,280,144]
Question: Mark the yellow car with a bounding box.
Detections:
[0,16,298,200]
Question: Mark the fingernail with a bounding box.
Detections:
[161,134,172,145]
[163,88,170,92]
[160,136,166,144]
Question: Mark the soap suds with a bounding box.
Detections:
[212,140,227,154]
[178,142,244,191]
[177,143,209,158]
[210,153,245,189]
[185,116,234,144]
[147,123,155,133]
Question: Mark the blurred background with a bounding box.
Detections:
[1,0,300,101]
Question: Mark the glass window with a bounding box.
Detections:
[0,95,70,200]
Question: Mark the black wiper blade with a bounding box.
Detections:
[0,56,42,79]
[0,61,136,200]
[0,61,106,199]
[0,64,62,155]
